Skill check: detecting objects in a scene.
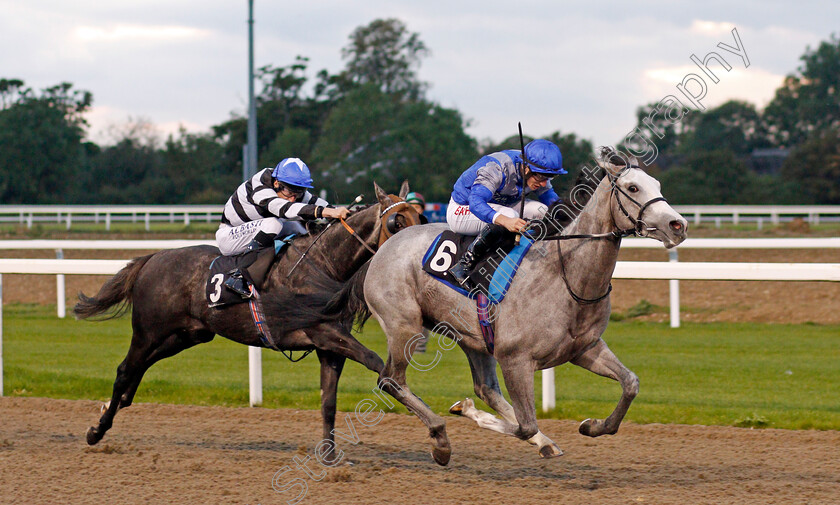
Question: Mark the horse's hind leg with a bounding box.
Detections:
[571,338,639,437]
[367,286,450,464]
[315,349,346,465]
[87,329,209,445]
[450,348,563,458]
[111,329,215,411]
[378,352,452,466]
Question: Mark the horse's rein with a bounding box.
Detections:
[529,167,666,242]
[523,166,667,305]
[339,218,377,255]
[339,200,414,253]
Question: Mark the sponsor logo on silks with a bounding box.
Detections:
[229,220,262,240]
[453,206,471,216]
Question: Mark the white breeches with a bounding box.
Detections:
[216,218,306,255]
[446,198,548,236]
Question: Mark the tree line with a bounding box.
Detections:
[1,20,838,205]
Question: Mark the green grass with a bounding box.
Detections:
[3,304,839,430]
[1,220,838,239]
[0,222,219,237]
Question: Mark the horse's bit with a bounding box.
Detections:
[533,166,668,305]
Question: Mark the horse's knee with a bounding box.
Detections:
[473,383,484,399]
[118,394,133,409]
[367,352,385,372]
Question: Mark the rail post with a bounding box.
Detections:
[669,249,680,328]
[249,346,262,407]
[542,368,555,412]
[56,249,66,318]
[1,273,3,396]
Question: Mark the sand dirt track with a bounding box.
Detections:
[1,397,838,505]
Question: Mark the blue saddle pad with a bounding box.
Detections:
[421,230,534,304]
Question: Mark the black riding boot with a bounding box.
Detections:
[448,224,507,286]
[224,231,275,298]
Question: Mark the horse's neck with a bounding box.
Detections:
[314,206,379,280]
[557,183,621,299]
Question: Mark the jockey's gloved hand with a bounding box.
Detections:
[496,214,527,233]
[520,219,543,240]
[323,207,351,220]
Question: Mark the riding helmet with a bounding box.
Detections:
[272,158,314,188]
[523,139,568,175]
[405,192,426,206]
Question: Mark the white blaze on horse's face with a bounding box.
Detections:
[614,168,688,248]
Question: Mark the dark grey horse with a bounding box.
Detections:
[336,153,688,465]
[73,182,421,453]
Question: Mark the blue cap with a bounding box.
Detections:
[272,158,314,188]
[523,139,567,175]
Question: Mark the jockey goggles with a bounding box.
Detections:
[277,181,307,200]
[526,168,555,183]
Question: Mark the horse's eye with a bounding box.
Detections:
[628,185,639,193]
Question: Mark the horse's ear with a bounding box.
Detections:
[398,180,410,199]
[597,146,633,176]
[373,182,391,207]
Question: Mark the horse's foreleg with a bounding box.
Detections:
[571,338,638,437]
[497,356,541,443]
[307,324,384,374]
[452,348,563,458]
[316,349,346,465]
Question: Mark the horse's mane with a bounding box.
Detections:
[534,146,635,232]
[538,157,605,230]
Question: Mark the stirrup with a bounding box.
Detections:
[224,275,253,298]
[448,255,474,286]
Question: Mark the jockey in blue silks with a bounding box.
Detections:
[446,139,567,285]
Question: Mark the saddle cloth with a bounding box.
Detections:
[421,230,534,304]
[205,237,293,308]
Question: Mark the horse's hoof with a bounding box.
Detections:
[86,427,102,446]
[448,401,464,415]
[579,418,604,437]
[431,444,451,466]
[538,443,564,458]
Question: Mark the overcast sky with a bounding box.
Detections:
[2,1,836,149]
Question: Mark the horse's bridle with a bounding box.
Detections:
[379,200,415,239]
[339,199,417,254]
[532,166,668,305]
[286,197,417,278]
[609,167,668,238]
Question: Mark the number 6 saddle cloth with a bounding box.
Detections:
[421,230,535,304]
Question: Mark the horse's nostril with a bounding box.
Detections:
[670,220,684,232]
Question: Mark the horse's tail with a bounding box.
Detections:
[73,253,155,320]
[325,261,372,333]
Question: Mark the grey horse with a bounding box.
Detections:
[336,152,688,465]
